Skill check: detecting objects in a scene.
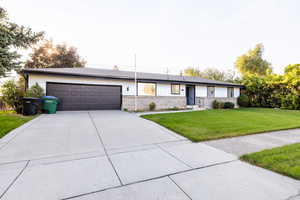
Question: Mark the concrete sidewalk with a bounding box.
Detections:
[205,128,300,156]
[0,111,300,200]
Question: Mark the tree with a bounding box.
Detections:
[0,7,44,77]
[283,64,300,95]
[25,40,86,68]
[200,68,236,82]
[183,67,201,77]
[240,69,300,109]
[183,67,237,82]
[0,80,24,113]
[284,64,300,74]
[24,83,45,98]
[235,43,272,76]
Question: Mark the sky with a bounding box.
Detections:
[2,0,300,75]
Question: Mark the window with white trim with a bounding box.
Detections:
[138,82,156,96]
[171,84,180,94]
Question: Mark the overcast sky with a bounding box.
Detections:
[2,0,300,74]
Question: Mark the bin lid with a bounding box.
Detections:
[23,97,40,100]
[42,96,58,100]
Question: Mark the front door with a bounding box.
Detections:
[186,85,195,105]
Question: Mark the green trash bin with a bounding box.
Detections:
[42,96,59,114]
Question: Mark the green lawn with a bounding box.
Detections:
[142,108,300,142]
[241,143,300,180]
[0,111,36,138]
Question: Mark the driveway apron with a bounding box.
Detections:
[88,110,183,150]
[0,112,105,163]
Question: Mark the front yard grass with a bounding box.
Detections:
[0,111,36,138]
[142,108,300,142]
[241,143,300,180]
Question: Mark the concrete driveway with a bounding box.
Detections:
[0,111,300,200]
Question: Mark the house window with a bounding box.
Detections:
[171,84,180,94]
[207,86,215,97]
[138,82,156,96]
[227,87,234,98]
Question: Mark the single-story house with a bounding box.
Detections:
[22,68,243,111]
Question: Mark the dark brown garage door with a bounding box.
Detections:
[46,83,122,111]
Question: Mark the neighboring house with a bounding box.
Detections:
[22,68,242,111]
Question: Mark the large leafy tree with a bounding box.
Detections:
[235,43,272,76]
[283,64,300,95]
[240,63,300,110]
[0,7,44,77]
[183,67,236,82]
[183,67,201,77]
[284,64,300,74]
[199,68,236,83]
[25,40,86,68]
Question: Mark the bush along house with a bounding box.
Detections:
[22,68,242,111]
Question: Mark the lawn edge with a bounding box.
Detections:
[0,115,37,139]
[141,115,300,142]
[240,149,300,181]
[0,114,42,146]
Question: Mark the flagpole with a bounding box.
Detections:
[134,54,137,112]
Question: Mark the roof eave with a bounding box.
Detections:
[22,70,243,88]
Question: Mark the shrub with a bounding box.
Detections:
[281,94,300,110]
[238,94,249,107]
[212,100,224,109]
[24,83,45,98]
[224,102,235,109]
[1,80,24,113]
[212,100,219,109]
[218,101,225,109]
[149,102,156,111]
[241,72,300,110]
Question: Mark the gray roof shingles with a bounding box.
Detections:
[23,68,242,87]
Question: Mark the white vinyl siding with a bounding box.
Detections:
[28,74,241,98]
[196,86,207,97]
[156,83,185,96]
[234,87,240,98]
[215,87,227,97]
[28,74,135,95]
